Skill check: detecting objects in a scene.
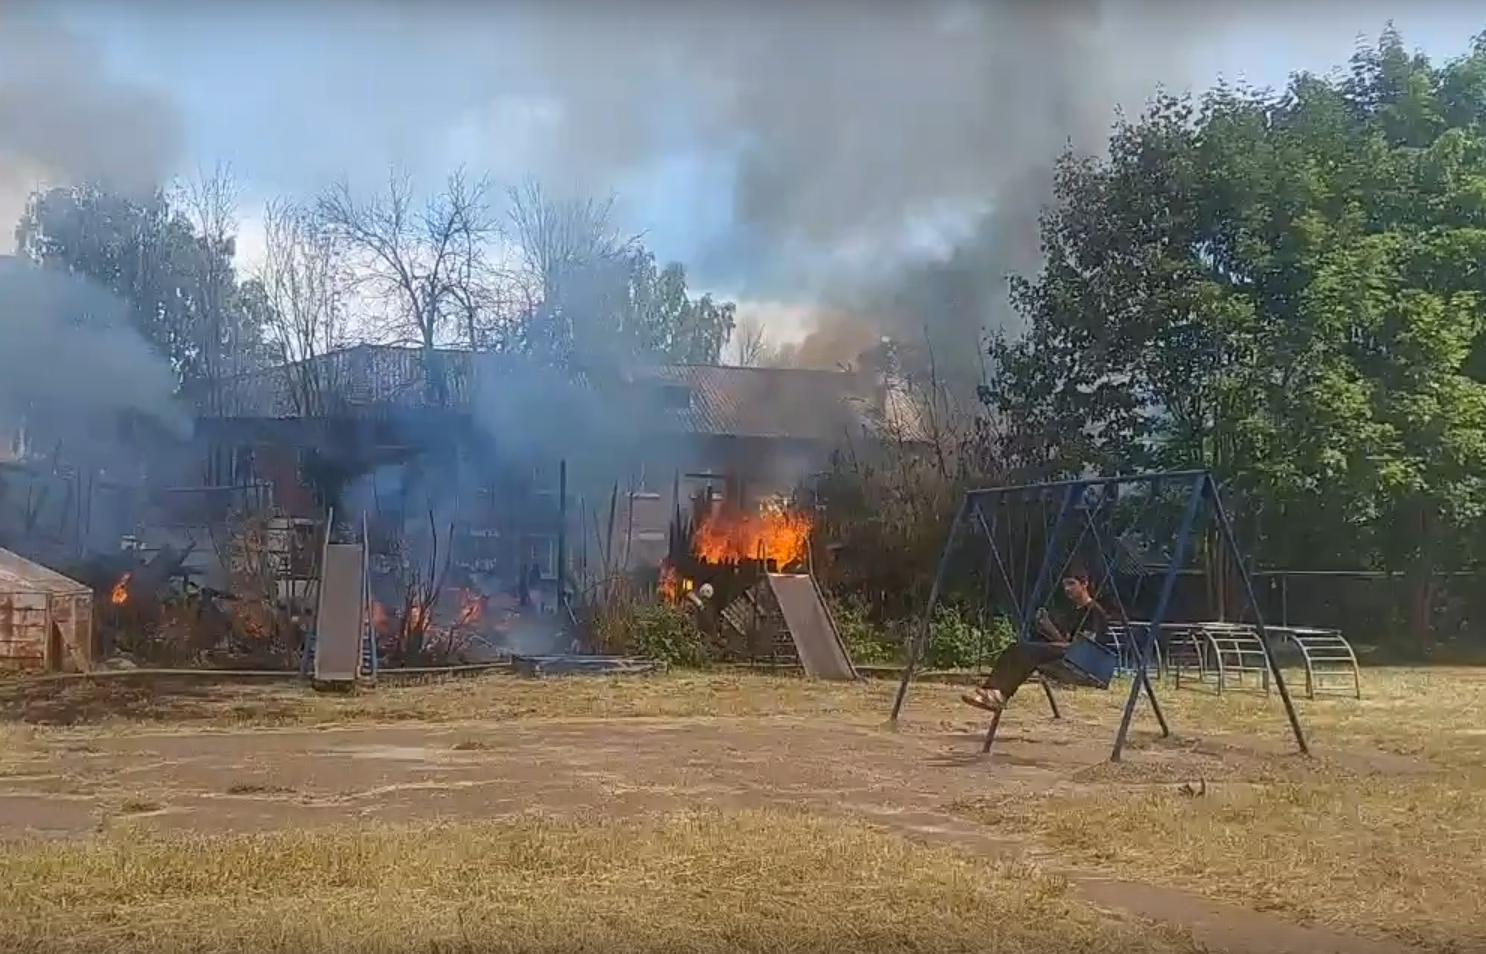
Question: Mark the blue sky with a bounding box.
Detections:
[14,2,1486,340]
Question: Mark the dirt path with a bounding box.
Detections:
[0,716,1421,954]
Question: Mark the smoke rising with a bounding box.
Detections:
[427,0,1237,380]
[7,1,1417,386]
[0,257,188,441]
[0,9,190,456]
[0,8,181,252]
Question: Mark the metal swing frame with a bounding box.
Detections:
[889,470,1309,762]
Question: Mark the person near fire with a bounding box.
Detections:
[961,566,1115,712]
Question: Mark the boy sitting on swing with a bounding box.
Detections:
[962,566,1115,712]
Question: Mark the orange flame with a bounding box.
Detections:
[453,589,484,629]
[692,503,812,567]
[370,600,393,636]
[406,603,428,635]
[110,572,132,606]
[657,564,693,603]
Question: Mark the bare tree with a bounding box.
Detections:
[180,163,254,486]
[317,167,494,350]
[507,179,630,291]
[258,199,348,416]
[506,179,640,359]
[179,163,239,416]
[730,314,772,367]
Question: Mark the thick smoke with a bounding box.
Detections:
[0,10,188,455]
[65,1,1226,303]
[6,1,1407,389]
[0,257,188,442]
[396,0,1234,380]
[493,0,1431,381]
[0,8,181,251]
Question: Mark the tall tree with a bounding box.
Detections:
[985,28,1486,645]
[317,167,494,351]
[505,181,736,365]
[730,314,772,367]
[14,182,266,399]
[257,198,349,415]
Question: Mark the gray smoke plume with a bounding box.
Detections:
[420,0,1237,380]
[0,9,189,455]
[5,0,1403,388]
[0,7,181,251]
[496,1,1204,284]
[0,257,188,442]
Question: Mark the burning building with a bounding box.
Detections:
[196,344,909,609]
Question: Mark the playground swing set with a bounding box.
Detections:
[889,470,1311,763]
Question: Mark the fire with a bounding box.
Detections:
[657,564,693,602]
[692,502,812,567]
[453,589,485,628]
[406,603,428,634]
[110,572,132,606]
[370,600,393,636]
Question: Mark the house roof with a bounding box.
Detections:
[212,344,475,418]
[208,345,902,444]
[0,546,91,597]
[624,364,879,442]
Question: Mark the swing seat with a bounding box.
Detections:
[1043,635,1117,690]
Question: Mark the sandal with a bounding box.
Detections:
[961,690,1004,712]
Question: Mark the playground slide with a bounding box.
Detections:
[766,573,857,680]
[314,543,366,682]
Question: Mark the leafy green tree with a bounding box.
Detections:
[985,28,1486,645]
[14,182,267,399]
[506,181,735,365]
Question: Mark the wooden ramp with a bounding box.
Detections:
[764,573,857,680]
[313,543,366,683]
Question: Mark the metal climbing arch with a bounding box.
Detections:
[1272,626,1362,699]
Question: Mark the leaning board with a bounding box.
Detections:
[766,573,856,680]
[314,543,366,682]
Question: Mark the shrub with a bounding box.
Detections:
[830,596,903,665]
[621,601,713,668]
[924,605,1015,670]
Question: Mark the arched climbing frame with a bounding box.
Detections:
[1274,626,1362,700]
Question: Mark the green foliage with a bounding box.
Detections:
[924,605,1015,671]
[626,601,713,668]
[982,27,1486,643]
[829,596,902,665]
[534,246,736,365]
[14,183,268,395]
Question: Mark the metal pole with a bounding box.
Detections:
[890,495,969,723]
[1020,485,1078,722]
[1085,498,1169,737]
[1208,474,1310,756]
[1019,484,1079,641]
[1111,474,1203,762]
[980,707,1004,752]
[557,459,567,613]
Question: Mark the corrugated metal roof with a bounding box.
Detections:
[214,345,475,418]
[0,547,90,596]
[626,364,877,441]
[208,346,899,444]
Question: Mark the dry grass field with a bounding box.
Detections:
[0,809,1200,954]
[1,665,1482,953]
